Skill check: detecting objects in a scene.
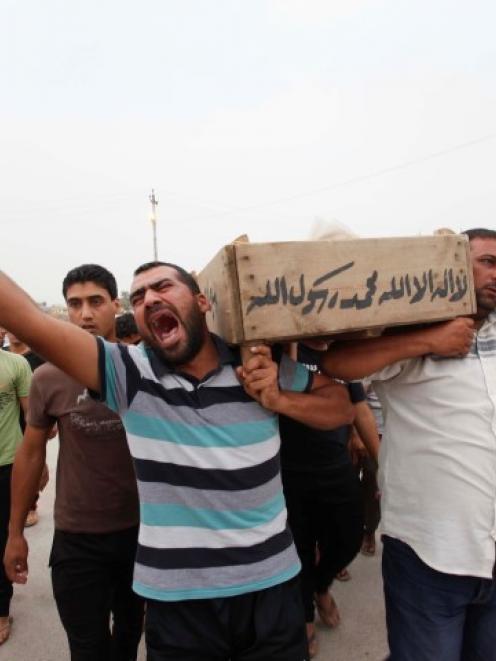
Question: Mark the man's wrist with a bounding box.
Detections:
[8,519,27,537]
[265,390,289,414]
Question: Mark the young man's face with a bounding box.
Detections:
[470,237,496,318]
[65,281,119,341]
[130,265,209,365]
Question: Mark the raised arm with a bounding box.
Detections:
[0,271,100,392]
[321,317,476,381]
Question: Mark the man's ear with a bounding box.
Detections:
[197,293,211,313]
[113,298,122,315]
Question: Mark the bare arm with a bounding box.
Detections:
[238,347,354,429]
[353,400,380,465]
[19,396,29,418]
[0,271,100,392]
[321,317,476,381]
[348,426,368,467]
[5,425,51,583]
[269,378,353,429]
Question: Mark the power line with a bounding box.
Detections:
[181,132,496,223]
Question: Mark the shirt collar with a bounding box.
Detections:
[211,334,240,366]
[480,311,496,332]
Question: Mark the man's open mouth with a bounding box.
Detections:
[149,309,180,344]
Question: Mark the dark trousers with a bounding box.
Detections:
[50,526,144,661]
[382,535,496,661]
[284,487,363,622]
[0,464,13,617]
[145,577,308,661]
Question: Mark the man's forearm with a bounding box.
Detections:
[321,317,475,380]
[321,332,431,381]
[272,385,354,430]
[9,438,47,536]
[0,271,46,346]
[353,401,380,465]
[0,271,100,391]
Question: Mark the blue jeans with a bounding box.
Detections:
[382,536,496,661]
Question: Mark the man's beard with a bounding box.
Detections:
[475,288,496,316]
[151,304,205,366]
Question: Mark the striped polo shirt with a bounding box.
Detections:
[96,335,311,601]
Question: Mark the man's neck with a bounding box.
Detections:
[175,334,219,381]
[474,309,492,330]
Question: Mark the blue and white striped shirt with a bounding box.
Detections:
[96,335,311,601]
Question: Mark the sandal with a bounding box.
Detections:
[0,617,12,645]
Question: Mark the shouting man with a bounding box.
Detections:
[2,260,352,660]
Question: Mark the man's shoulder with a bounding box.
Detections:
[0,350,29,367]
[32,362,80,390]
[0,350,31,379]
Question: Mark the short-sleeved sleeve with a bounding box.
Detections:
[278,354,313,393]
[14,355,32,398]
[27,370,56,428]
[95,337,135,414]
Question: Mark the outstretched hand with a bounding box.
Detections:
[236,345,281,410]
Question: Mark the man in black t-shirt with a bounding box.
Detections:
[280,340,379,657]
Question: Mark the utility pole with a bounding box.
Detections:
[149,189,159,260]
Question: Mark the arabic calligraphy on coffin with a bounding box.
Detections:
[245,262,468,317]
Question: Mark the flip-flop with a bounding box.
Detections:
[0,617,12,645]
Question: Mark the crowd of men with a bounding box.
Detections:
[0,226,495,661]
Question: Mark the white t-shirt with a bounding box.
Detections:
[372,313,496,578]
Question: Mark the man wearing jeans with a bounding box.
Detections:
[322,228,496,660]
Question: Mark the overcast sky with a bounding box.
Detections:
[2,0,495,303]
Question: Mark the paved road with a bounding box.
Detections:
[2,438,389,660]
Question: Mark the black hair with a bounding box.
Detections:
[133,261,200,295]
[115,312,139,340]
[463,228,496,242]
[62,264,118,300]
